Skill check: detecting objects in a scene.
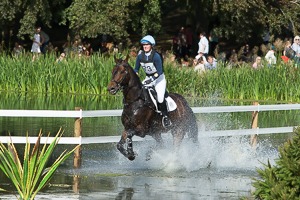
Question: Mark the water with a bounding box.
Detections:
[0,132,280,199]
[0,93,294,199]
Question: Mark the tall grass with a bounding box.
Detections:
[1,53,300,102]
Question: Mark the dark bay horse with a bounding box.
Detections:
[107,56,198,160]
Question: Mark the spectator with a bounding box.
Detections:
[185,25,193,57]
[291,35,300,65]
[209,27,219,56]
[194,56,206,73]
[196,31,209,59]
[265,45,276,67]
[281,40,293,63]
[56,52,66,63]
[12,42,24,57]
[229,49,239,67]
[31,27,42,61]
[99,42,109,55]
[283,40,293,58]
[252,56,262,69]
[240,44,251,62]
[178,27,188,62]
[172,34,180,63]
[37,27,50,54]
[205,55,217,70]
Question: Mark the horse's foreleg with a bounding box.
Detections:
[126,131,136,160]
[117,130,136,161]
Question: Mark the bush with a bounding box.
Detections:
[252,127,300,199]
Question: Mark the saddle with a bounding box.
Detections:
[143,86,177,113]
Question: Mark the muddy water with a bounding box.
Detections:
[0,132,280,200]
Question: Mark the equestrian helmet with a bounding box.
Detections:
[140,35,155,46]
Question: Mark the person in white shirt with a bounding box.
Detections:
[292,35,300,64]
[196,31,209,59]
[265,46,276,67]
[31,27,41,61]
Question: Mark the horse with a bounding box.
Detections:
[107,56,198,161]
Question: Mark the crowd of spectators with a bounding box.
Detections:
[3,25,300,72]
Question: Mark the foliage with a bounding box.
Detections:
[1,0,300,45]
[64,0,139,40]
[0,129,79,200]
[252,127,300,199]
[0,0,67,39]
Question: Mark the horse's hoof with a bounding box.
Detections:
[128,155,135,161]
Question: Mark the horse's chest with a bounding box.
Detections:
[122,105,154,133]
[122,106,145,122]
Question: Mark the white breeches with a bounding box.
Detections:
[143,73,166,103]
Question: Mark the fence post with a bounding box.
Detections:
[251,102,259,148]
[74,107,82,168]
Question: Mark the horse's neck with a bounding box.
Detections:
[123,71,143,104]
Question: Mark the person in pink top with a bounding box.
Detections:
[252,56,262,69]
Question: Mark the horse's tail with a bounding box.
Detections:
[170,93,198,143]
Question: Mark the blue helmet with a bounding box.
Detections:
[140,35,155,46]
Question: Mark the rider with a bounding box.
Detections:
[134,35,172,128]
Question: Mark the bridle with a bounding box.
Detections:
[111,64,129,90]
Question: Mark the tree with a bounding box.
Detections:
[0,0,300,48]
[209,0,300,43]
[64,0,163,42]
[0,0,67,39]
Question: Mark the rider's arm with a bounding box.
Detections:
[134,54,142,74]
[152,53,163,79]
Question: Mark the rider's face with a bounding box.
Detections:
[142,44,152,52]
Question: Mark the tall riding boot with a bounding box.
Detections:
[158,101,172,128]
[142,86,151,106]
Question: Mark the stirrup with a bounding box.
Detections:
[162,116,172,128]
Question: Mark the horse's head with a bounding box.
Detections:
[107,56,131,95]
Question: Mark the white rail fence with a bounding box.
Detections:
[0,104,300,144]
[0,103,298,145]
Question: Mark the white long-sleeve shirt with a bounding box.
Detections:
[197,36,209,54]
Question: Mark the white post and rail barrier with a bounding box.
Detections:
[0,103,299,167]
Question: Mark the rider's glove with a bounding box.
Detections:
[144,79,153,85]
[143,77,155,87]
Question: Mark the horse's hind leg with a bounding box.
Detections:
[172,130,185,148]
[117,130,136,161]
[188,119,199,144]
[146,133,164,161]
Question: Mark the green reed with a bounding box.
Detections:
[1,53,300,102]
